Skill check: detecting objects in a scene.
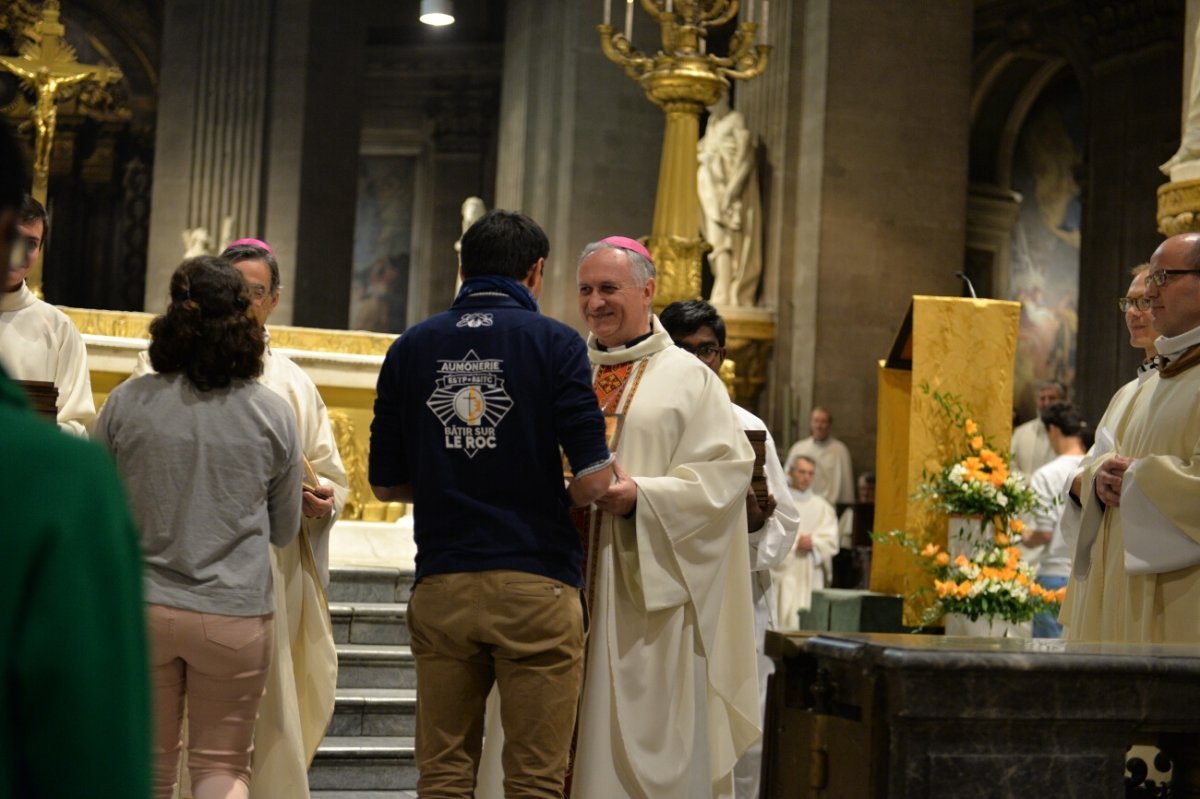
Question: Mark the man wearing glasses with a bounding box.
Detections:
[1065,236,1200,643]
[660,298,799,799]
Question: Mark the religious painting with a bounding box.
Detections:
[350,155,416,334]
[1008,77,1084,422]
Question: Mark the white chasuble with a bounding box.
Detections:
[769,490,839,631]
[0,282,95,434]
[574,319,760,799]
[1066,336,1200,643]
[250,346,346,798]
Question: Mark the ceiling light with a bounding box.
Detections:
[420,0,455,26]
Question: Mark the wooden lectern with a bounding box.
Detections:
[868,296,1020,624]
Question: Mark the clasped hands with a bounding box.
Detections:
[595,462,638,517]
[1094,455,1135,508]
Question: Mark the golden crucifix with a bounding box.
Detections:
[0,0,122,292]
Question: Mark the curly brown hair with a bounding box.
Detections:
[148,256,264,390]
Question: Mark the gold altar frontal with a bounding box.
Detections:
[66,307,403,523]
[869,296,1020,625]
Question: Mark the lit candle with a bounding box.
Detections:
[604,0,611,26]
[761,0,769,37]
[625,0,634,39]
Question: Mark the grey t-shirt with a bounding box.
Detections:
[95,372,303,616]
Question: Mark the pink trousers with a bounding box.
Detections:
[146,604,274,799]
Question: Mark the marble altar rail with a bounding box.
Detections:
[764,632,1200,797]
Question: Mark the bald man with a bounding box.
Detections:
[1066,233,1200,643]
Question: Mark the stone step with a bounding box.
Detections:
[330,687,417,737]
[336,644,415,690]
[308,736,417,792]
[311,793,417,799]
[328,566,415,605]
[330,601,410,646]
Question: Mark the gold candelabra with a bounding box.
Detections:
[599,0,769,308]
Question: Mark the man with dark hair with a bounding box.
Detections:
[1019,402,1087,638]
[0,118,151,797]
[0,193,95,433]
[660,298,798,799]
[370,209,614,797]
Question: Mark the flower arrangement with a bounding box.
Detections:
[876,386,1062,628]
[913,389,1040,521]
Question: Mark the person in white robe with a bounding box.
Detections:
[132,240,347,797]
[659,299,799,799]
[480,238,759,799]
[0,196,94,434]
[1055,266,1157,629]
[1065,234,1200,643]
[782,407,854,505]
[771,455,839,631]
[1010,380,1066,479]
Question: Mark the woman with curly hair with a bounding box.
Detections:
[95,255,304,799]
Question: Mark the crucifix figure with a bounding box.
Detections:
[0,0,122,292]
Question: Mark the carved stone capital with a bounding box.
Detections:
[1157,178,1200,235]
[719,305,775,409]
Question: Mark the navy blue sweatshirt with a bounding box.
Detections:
[369,280,611,586]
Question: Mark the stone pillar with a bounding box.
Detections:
[494,0,662,326]
[741,0,973,465]
[1079,9,1182,428]
[965,184,1023,301]
[145,0,364,326]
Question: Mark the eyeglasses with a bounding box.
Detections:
[677,343,724,361]
[1118,296,1152,312]
[1146,269,1200,287]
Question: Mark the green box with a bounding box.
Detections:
[797,589,904,633]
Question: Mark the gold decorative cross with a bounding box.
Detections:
[0,0,122,291]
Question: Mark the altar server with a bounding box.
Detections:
[0,194,95,434]
[771,455,839,630]
[782,407,855,505]
[661,298,799,799]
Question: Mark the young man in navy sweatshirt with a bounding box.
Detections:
[370,210,613,798]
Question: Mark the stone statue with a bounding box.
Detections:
[698,95,763,307]
[181,227,212,259]
[455,196,487,256]
[1161,16,1200,177]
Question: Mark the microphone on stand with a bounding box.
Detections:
[955,271,978,299]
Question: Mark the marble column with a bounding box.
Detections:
[740,0,973,464]
[145,0,364,326]
[493,0,662,327]
[1078,9,1182,428]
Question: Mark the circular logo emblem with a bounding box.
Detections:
[452,385,486,425]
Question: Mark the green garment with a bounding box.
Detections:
[0,365,150,798]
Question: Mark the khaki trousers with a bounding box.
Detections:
[408,569,584,798]
[147,604,273,799]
